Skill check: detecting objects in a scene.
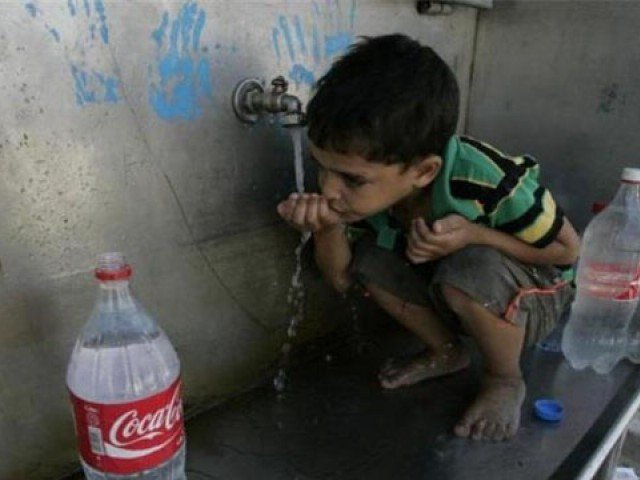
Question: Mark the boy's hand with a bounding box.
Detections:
[277,193,342,233]
[406,215,479,264]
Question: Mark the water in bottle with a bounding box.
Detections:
[562,168,640,374]
[66,253,186,479]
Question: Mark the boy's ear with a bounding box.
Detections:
[411,155,442,188]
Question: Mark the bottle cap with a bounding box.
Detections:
[95,252,133,281]
[534,398,564,422]
[622,168,640,184]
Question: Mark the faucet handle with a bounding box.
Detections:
[271,76,289,94]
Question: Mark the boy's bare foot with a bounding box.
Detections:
[378,343,470,389]
[454,375,525,441]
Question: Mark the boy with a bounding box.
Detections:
[277,34,579,441]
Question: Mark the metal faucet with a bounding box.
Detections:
[232,76,306,127]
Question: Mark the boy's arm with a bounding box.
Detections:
[407,215,580,266]
[473,217,580,265]
[314,225,353,293]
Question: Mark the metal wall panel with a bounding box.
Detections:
[468,1,640,231]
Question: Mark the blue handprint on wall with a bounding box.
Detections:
[148,1,213,122]
[23,0,121,106]
[272,0,356,89]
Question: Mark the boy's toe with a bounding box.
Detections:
[454,410,477,438]
[491,424,506,442]
[471,419,487,440]
[505,421,519,439]
[378,363,399,379]
[453,420,471,438]
[482,422,497,440]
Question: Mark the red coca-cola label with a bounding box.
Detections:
[583,262,640,301]
[69,377,185,474]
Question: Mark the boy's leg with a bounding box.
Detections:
[441,284,525,442]
[349,236,470,388]
[432,246,574,441]
[364,282,470,388]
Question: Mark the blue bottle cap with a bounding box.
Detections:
[534,398,564,422]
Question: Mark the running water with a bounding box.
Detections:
[290,127,305,194]
[274,128,311,394]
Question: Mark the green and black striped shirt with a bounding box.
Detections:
[429,135,564,248]
[348,135,571,278]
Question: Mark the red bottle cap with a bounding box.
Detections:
[94,252,133,280]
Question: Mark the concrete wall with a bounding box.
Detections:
[468,1,640,231]
[0,1,477,477]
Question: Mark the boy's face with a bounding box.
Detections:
[310,143,441,223]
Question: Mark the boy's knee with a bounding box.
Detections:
[440,246,503,275]
[440,284,474,316]
[328,274,352,294]
[436,246,505,317]
[364,282,401,310]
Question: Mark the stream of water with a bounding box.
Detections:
[274,127,310,393]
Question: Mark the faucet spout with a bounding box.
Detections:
[232,76,306,127]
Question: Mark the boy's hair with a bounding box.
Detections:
[307,34,460,165]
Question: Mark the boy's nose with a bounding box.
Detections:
[320,172,341,200]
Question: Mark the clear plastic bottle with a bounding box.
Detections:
[561,168,640,374]
[627,309,640,363]
[66,253,186,479]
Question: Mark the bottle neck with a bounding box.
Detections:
[611,181,640,209]
[96,280,137,312]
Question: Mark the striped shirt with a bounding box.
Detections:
[429,135,564,248]
[347,135,572,278]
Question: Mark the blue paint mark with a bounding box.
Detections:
[95,72,119,103]
[271,1,357,89]
[230,44,238,54]
[94,0,109,44]
[198,59,212,97]
[348,0,356,28]
[70,64,121,105]
[25,3,37,18]
[312,24,321,64]
[290,64,315,88]
[178,2,197,54]
[293,16,307,56]
[149,1,213,121]
[152,12,169,48]
[71,64,96,105]
[278,16,295,62]
[47,25,60,42]
[24,0,121,107]
[324,31,352,58]
[193,10,205,51]
[272,28,281,62]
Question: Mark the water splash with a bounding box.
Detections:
[273,127,310,395]
[349,297,366,354]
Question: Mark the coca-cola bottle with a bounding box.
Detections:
[66,253,186,479]
[561,168,640,374]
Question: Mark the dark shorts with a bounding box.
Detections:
[349,236,575,347]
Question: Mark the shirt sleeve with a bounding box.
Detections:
[493,180,565,248]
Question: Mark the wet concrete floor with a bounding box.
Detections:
[182,322,640,480]
[63,313,640,480]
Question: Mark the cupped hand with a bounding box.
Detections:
[277,193,342,233]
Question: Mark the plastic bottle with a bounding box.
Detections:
[561,168,640,374]
[66,253,186,479]
[627,302,640,363]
